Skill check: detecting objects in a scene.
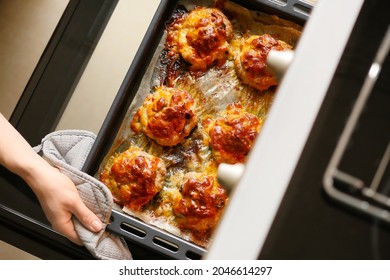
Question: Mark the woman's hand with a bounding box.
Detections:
[0,113,102,245]
[25,162,103,245]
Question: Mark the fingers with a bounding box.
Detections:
[51,219,83,246]
[51,201,103,246]
[71,199,103,233]
[45,192,103,245]
[38,167,103,244]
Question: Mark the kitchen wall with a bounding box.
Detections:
[0,0,68,260]
[0,0,69,119]
[56,0,161,134]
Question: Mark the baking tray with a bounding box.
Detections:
[83,0,313,260]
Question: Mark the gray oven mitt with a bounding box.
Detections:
[33,130,132,260]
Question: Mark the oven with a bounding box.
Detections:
[0,0,389,260]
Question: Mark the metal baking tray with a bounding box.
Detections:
[83,0,313,260]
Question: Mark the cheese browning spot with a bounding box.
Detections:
[205,103,261,164]
[234,34,292,91]
[173,172,227,242]
[169,6,233,73]
[131,86,198,146]
[100,147,166,211]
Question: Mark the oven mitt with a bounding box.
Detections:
[33,130,132,260]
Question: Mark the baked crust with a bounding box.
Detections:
[167,6,233,72]
[172,172,227,242]
[131,86,198,146]
[100,147,166,211]
[204,103,261,164]
[234,34,292,91]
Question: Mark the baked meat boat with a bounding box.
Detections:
[203,102,262,164]
[100,146,166,211]
[166,6,233,73]
[234,34,292,91]
[130,86,198,147]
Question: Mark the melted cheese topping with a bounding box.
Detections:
[168,6,233,72]
[131,86,198,146]
[203,103,261,164]
[173,172,227,242]
[233,34,292,91]
[100,147,166,211]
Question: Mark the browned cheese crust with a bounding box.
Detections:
[100,147,166,211]
[203,103,262,164]
[172,172,227,242]
[234,34,292,91]
[131,86,198,146]
[167,6,233,73]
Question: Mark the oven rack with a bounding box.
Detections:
[324,26,390,223]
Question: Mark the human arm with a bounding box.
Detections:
[0,113,102,245]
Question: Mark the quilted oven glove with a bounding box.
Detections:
[33,130,132,260]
